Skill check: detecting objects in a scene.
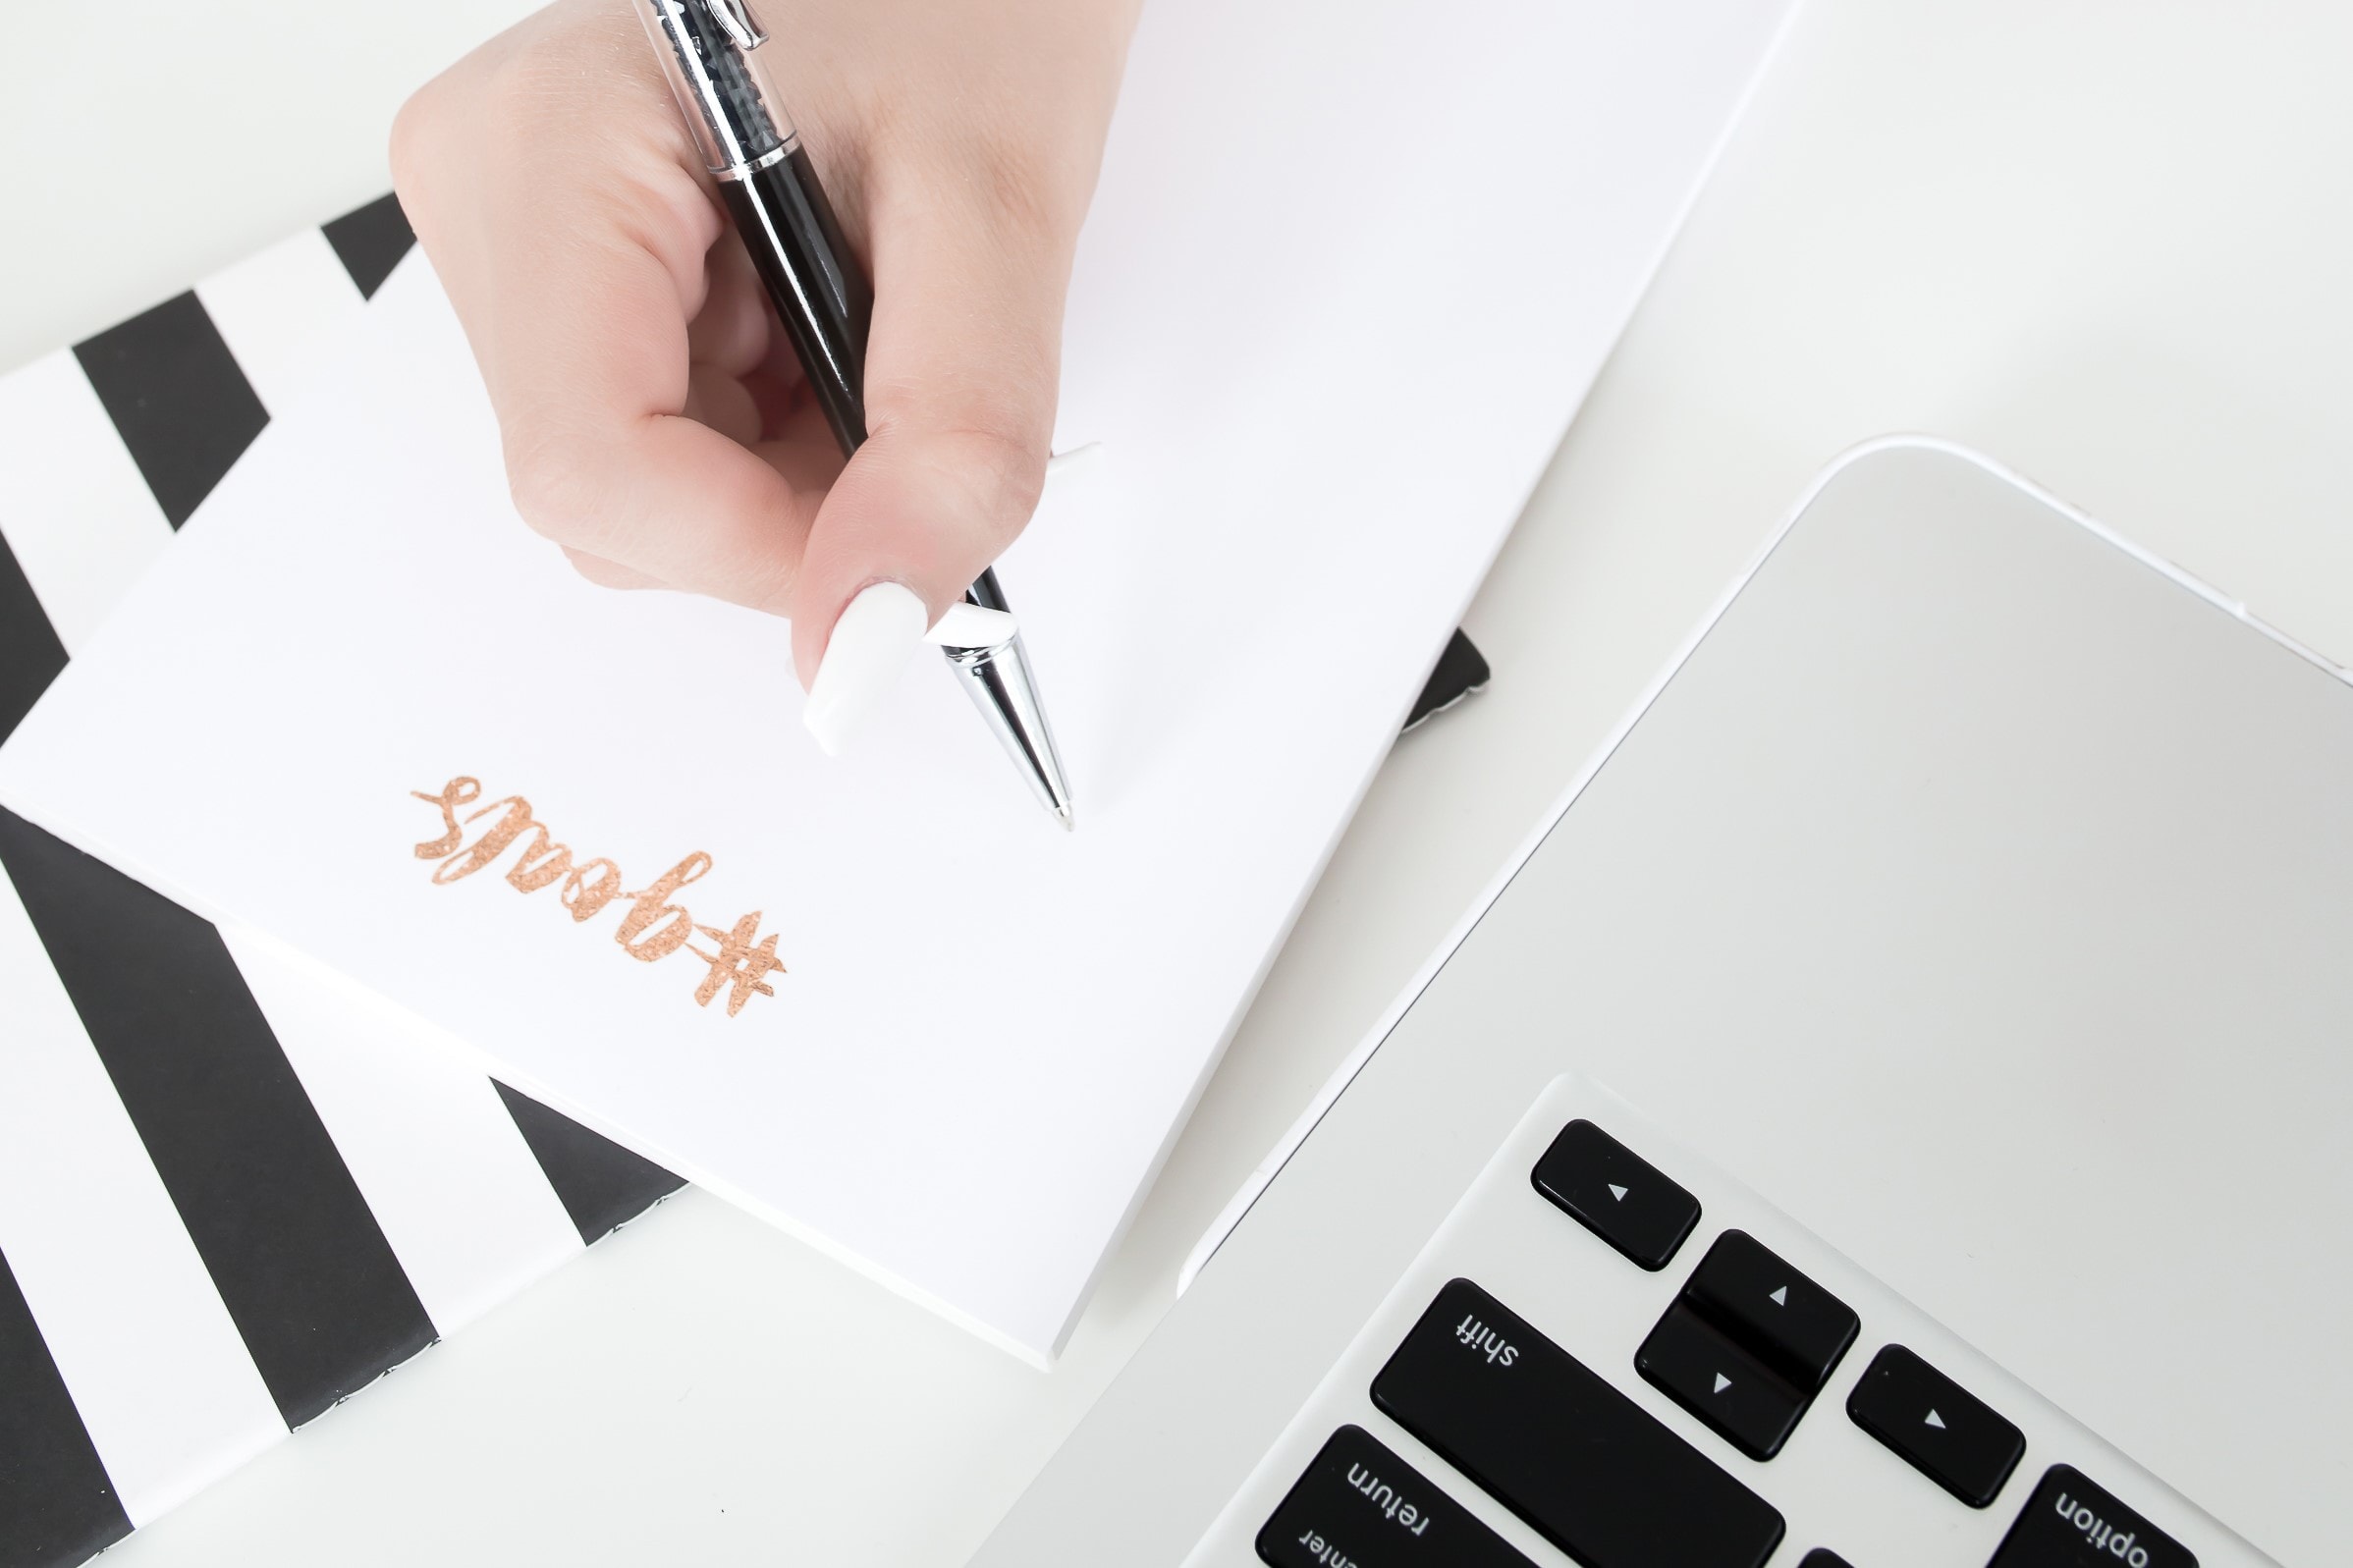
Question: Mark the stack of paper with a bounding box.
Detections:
[0,0,1794,1389]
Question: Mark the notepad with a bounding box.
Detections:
[0,0,1795,1362]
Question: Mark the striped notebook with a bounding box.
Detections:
[0,198,686,1568]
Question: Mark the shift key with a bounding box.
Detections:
[1371,1279,1783,1568]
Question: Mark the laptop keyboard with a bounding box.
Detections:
[1372,1278,1784,1566]
[1183,1076,2239,1567]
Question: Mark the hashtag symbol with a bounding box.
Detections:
[685,911,786,1016]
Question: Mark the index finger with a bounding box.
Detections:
[391,0,819,612]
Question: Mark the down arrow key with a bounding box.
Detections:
[1635,1302,1805,1460]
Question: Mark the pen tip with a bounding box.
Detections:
[1056,802,1075,832]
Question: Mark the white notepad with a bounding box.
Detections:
[0,0,1793,1361]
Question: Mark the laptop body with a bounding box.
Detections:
[972,440,2352,1566]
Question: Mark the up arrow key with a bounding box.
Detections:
[1925,1409,1947,1431]
[1607,1183,1630,1202]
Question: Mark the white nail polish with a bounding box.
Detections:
[802,582,928,756]
[1044,442,1104,482]
[925,602,1018,649]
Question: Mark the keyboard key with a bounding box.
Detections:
[1635,1302,1806,1459]
[1256,1425,1532,1568]
[1683,1230,1858,1393]
[1797,1553,1855,1568]
[1845,1344,2025,1507]
[1371,1279,1783,1568]
[1639,1230,1859,1458]
[1987,1465,2197,1568]
[1530,1119,1701,1270]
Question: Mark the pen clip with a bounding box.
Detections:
[706,0,768,51]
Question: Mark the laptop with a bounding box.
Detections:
[971,440,2352,1567]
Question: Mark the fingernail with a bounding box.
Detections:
[802,582,929,756]
[925,603,1018,649]
[1044,442,1103,482]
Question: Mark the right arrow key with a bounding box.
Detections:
[1846,1343,2026,1508]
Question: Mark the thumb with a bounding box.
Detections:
[787,170,1070,737]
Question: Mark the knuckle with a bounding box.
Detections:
[867,107,1078,244]
[388,78,454,199]
[971,148,1069,242]
[502,431,597,544]
[958,416,1051,494]
[924,112,1082,234]
[926,417,1052,545]
[391,16,605,207]
[389,56,530,222]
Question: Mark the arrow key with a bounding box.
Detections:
[1530,1119,1701,1271]
[1846,1343,2024,1508]
[1636,1300,1806,1459]
[1684,1230,1859,1396]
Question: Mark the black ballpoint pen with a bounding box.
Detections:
[633,0,1074,825]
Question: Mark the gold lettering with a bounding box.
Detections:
[687,911,786,1016]
[505,823,575,892]
[410,777,482,859]
[409,782,780,1014]
[430,794,537,885]
[560,857,625,922]
[615,853,713,962]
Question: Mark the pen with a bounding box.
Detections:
[632,0,1075,826]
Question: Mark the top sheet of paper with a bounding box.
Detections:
[0,0,1791,1360]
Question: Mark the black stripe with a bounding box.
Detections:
[1403,627,1492,730]
[72,294,269,530]
[0,530,67,745]
[0,813,436,1429]
[321,194,416,302]
[492,1084,685,1245]
[0,1248,133,1568]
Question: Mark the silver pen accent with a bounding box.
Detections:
[943,578,1074,828]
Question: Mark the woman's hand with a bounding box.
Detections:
[392,0,1135,741]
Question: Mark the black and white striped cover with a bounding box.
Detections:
[0,197,685,1568]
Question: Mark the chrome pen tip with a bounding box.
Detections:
[941,627,1075,829]
[1055,801,1075,832]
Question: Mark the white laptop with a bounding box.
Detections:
[970,440,2353,1568]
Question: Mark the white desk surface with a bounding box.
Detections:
[7,3,2350,1563]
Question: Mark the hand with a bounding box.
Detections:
[392,0,1136,741]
